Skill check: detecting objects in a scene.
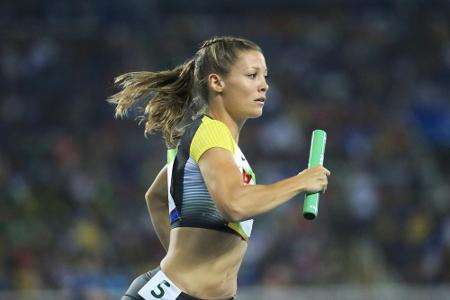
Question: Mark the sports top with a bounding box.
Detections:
[166,115,256,241]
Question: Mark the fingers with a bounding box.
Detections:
[311,165,331,176]
[297,165,331,194]
[320,167,329,193]
[322,176,328,194]
[316,166,330,176]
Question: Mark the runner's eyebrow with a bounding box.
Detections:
[248,66,268,73]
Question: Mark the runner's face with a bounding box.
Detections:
[221,50,269,119]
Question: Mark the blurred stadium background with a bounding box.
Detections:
[1,0,450,299]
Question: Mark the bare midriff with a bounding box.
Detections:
[160,227,248,300]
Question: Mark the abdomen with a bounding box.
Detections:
[160,227,248,299]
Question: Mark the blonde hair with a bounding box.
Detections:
[108,36,261,148]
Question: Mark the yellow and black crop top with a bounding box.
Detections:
[166,115,256,241]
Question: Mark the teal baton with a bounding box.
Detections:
[303,129,327,220]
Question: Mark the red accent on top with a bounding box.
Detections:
[242,170,252,185]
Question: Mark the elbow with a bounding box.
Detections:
[215,188,247,222]
[145,191,152,208]
[145,189,158,208]
[221,201,245,223]
[146,189,168,210]
[227,214,243,223]
[145,189,151,202]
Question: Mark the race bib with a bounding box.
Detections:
[138,270,182,300]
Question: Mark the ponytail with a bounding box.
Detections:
[109,36,261,147]
[108,58,196,148]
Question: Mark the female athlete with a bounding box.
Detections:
[109,36,330,300]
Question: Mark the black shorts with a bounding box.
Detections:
[121,266,235,300]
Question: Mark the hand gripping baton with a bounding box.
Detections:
[303,129,327,220]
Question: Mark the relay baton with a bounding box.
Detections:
[303,129,327,220]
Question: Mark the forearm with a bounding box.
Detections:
[199,148,329,223]
[228,175,305,221]
[147,198,170,251]
[144,165,169,251]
